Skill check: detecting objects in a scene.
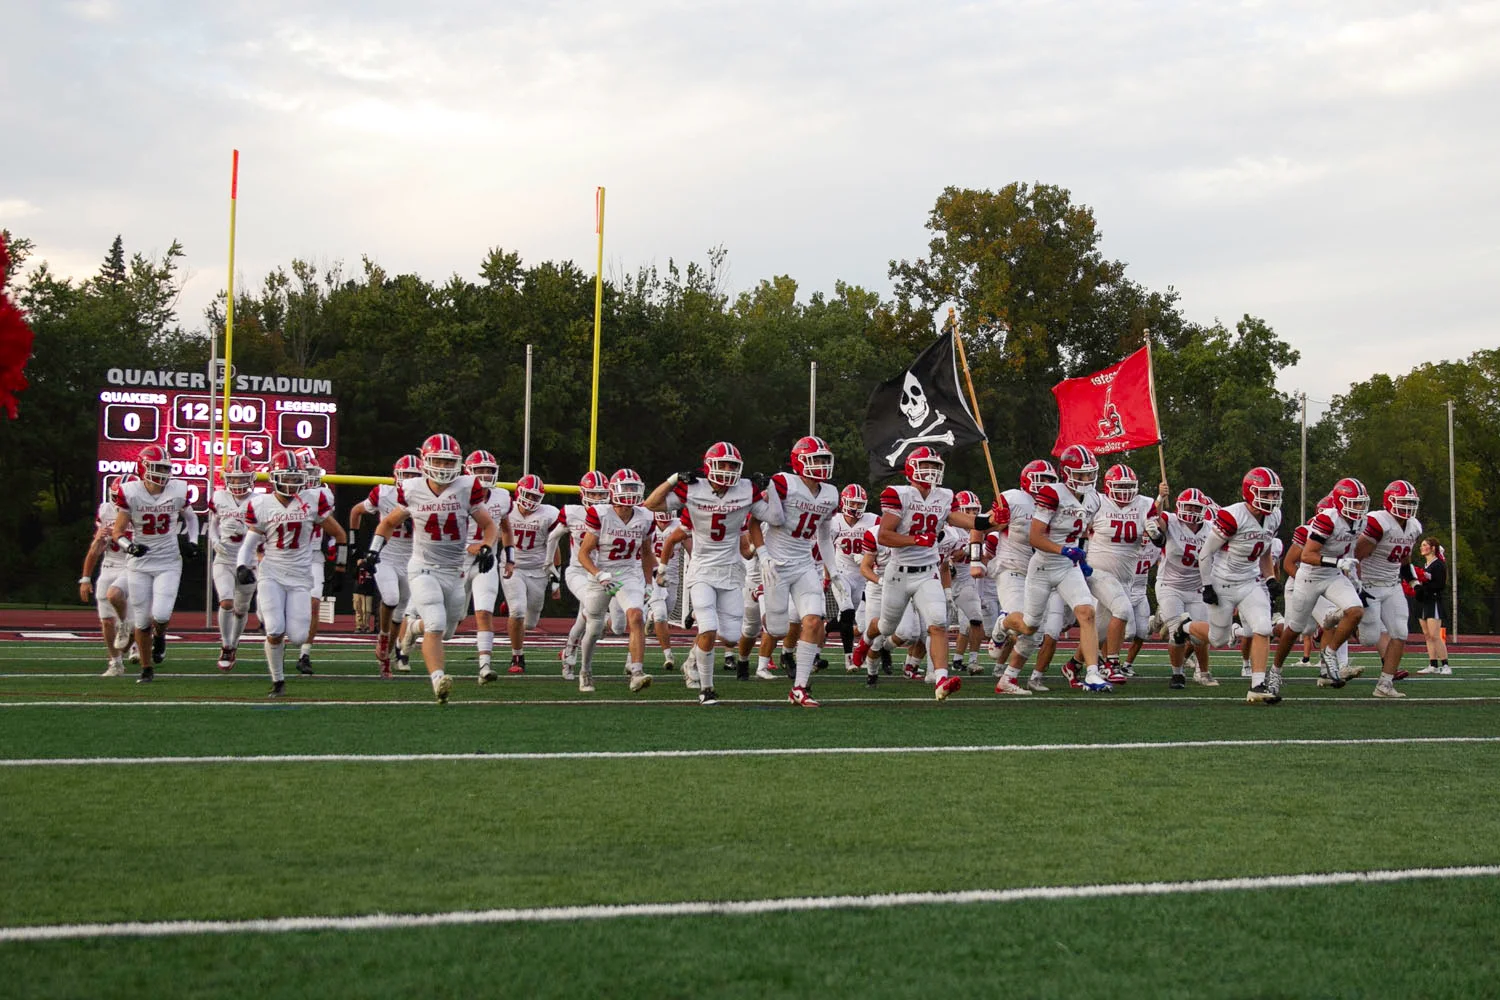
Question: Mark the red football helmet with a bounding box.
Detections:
[653,508,674,528]
[514,473,544,513]
[703,442,743,487]
[464,450,499,487]
[1241,467,1283,515]
[1175,488,1209,528]
[419,434,464,484]
[393,454,422,481]
[1316,493,1336,512]
[578,470,610,505]
[609,468,644,506]
[222,454,255,500]
[1020,459,1058,497]
[268,449,306,496]
[1383,479,1420,519]
[1330,477,1369,521]
[294,447,325,485]
[789,435,834,481]
[840,484,867,517]
[1103,464,1138,504]
[954,490,981,513]
[136,444,173,487]
[904,446,944,486]
[1058,444,1098,493]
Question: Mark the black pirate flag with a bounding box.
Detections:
[862,331,986,479]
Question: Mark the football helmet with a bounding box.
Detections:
[223,455,255,500]
[1330,477,1369,521]
[268,450,306,496]
[1241,467,1283,515]
[1058,444,1099,492]
[609,468,644,506]
[904,446,944,486]
[136,445,173,487]
[954,490,981,513]
[1020,459,1059,497]
[464,450,499,487]
[579,471,610,505]
[1175,488,1209,528]
[840,484,867,517]
[295,447,325,486]
[703,441,743,487]
[1103,463,1139,504]
[514,473,544,513]
[393,454,422,481]
[419,434,464,485]
[653,508,675,529]
[789,436,834,481]
[1383,479,1420,519]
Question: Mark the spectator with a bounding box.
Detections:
[1413,537,1449,675]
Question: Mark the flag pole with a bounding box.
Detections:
[221,149,238,471]
[948,308,1001,503]
[589,187,605,472]
[1144,329,1168,491]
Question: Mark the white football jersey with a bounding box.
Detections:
[1360,510,1423,587]
[96,499,130,570]
[509,503,560,572]
[245,491,328,587]
[1206,503,1282,587]
[113,479,192,570]
[1157,513,1209,592]
[470,486,513,542]
[939,525,970,569]
[1088,494,1160,575]
[877,483,956,569]
[1031,482,1091,562]
[991,488,1035,574]
[398,475,490,573]
[861,527,893,576]
[1131,540,1159,595]
[585,504,654,574]
[667,478,760,587]
[758,473,838,570]
[1304,508,1359,564]
[208,489,253,561]
[559,504,593,565]
[366,483,415,562]
[830,512,877,578]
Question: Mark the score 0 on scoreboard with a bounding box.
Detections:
[97,368,338,510]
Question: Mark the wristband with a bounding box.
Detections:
[968,542,983,562]
[1319,555,1337,568]
[972,512,992,532]
[369,535,386,554]
[78,576,91,584]
[336,543,348,566]
[504,546,515,565]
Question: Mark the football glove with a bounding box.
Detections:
[126,542,149,558]
[1202,584,1220,605]
[1079,559,1093,579]
[474,545,495,573]
[235,565,256,587]
[675,470,700,485]
[1336,556,1360,578]
[1399,563,1416,582]
[1060,546,1086,565]
[179,538,200,559]
[1265,577,1283,600]
[748,472,769,491]
[911,531,937,548]
[653,564,668,587]
[360,549,381,572]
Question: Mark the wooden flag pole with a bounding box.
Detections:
[1144,329,1168,493]
[949,308,1002,504]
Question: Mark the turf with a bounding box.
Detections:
[2,638,1498,997]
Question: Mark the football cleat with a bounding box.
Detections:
[629,671,652,693]
[994,677,1031,696]
[508,661,525,675]
[113,627,132,652]
[879,648,893,675]
[217,647,235,672]
[296,653,314,676]
[1168,672,1187,690]
[788,686,819,708]
[1025,675,1050,693]
[435,675,453,704]
[865,671,878,688]
[844,654,860,673]
[1082,670,1113,693]
[903,662,923,680]
[1319,648,1344,687]
[1193,670,1219,687]
[934,674,962,701]
[1267,667,1284,701]
[151,631,166,664]
[966,660,986,676]
[814,654,829,672]
[395,654,412,673]
[1146,613,1166,639]
[478,666,498,685]
[1241,663,1253,678]
[127,646,140,664]
[1372,680,1406,699]
[755,664,776,681]
[268,680,286,698]
[136,665,154,684]
[1340,663,1364,681]
[1104,660,1129,685]
[737,657,751,681]
[698,687,719,706]
[1393,668,1409,681]
[101,659,124,677]
[577,668,595,694]
[1246,683,1277,704]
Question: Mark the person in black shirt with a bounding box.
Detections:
[1413,537,1449,674]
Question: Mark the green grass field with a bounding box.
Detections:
[2,637,1498,998]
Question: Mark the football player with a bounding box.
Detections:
[294,448,340,675]
[111,444,201,682]
[553,470,612,679]
[829,484,876,671]
[647,507,684,672]
[940,491,986,676]
[349,454,421,677]
[987,460,1057,694]
[850,446,998,700]
[1167,467,1285,704]
[501,473,559,676]
[235,451,348,697]
[1272,477,1367,691]
[647,442,763,706]
[207,456,258,672]
[576,469,657,694]
[1084,463,1164,684]
[1149,487,1217,688]
[80,476,136,676]
[1354,480,1423,698]
[460,450,515,681]
[362,434,500,703]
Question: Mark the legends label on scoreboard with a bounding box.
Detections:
[97,383,338,509]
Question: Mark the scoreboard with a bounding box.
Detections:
[97,380,338,512]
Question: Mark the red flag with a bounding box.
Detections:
[0,235,35,419]
[1050,345,1160,457]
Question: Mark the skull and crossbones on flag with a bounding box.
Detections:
[862,331,986,479]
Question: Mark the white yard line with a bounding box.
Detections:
[2,735,1498,767]
[2,865,1496,942]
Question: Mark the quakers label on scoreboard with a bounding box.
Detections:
[104,367,335,396]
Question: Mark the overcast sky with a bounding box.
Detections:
[3,0,1496,410]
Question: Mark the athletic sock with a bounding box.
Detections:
[265,640,285,682]
[430,669,446,693]
[758,655,771,674]
[299,642,312,658]
[1252,670,1265,686]
[697,645,715,690]
[839,609,857,653]
[1004,666,1021,681]
[218,608,233,646]
[230,612,247,646]
[794,640,818,688]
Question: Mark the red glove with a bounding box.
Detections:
[911,532,936,548]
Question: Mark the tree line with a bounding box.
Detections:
[2,183,1495,630]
